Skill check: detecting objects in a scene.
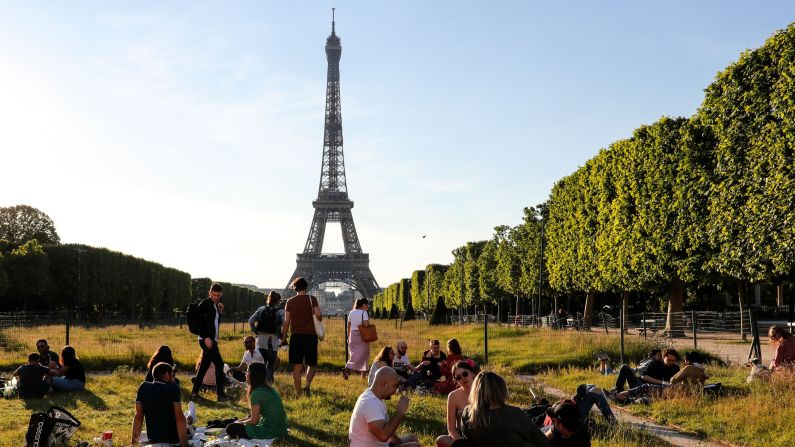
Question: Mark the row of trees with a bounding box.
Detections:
[371,22,795,329]
[0,206,266,316]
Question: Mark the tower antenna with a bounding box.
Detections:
[332,8,336,34]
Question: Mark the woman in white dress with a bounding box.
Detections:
[343,298,371,379]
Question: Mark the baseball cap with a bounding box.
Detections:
[546,402,583,431]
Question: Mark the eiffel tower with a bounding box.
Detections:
[285,11,380,299]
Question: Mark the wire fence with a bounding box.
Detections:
[0,308,777,373]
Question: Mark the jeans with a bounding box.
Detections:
[576,384,614,420]
[627,383,665,399]
[258,347,278,383]
[193,339,225,396]
[614,364,642,391]
[51,376,85,391]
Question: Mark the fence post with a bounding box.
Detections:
[642,312,647,340]
[483,305,489,365]
[692,309,698,350]
[619,306,625,366]
[344,314,349,364]
[65,308,71,346]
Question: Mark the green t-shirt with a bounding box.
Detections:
[245,386,289,440]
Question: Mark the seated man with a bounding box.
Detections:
[611,348,662,392]
[36,339,61,368]
[393,340,418,379]
[349,367,419,447]
[669,351,709,387]
[545,402,592,447]
[610,348,681,402]
[13,353,50,399]
[132,362,188,447]
[229,336,265,382]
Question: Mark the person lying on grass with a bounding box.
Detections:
[349,366,419,447]
[225,362,289,442]
[436,360,479,447]
[608,349,680,403]
[610,348,662,393]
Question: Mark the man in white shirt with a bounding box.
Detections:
[348,367,419,447]
[392,340,417,379]
[229,336,265,382]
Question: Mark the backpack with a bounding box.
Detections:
[186,301,203,335]
[256,306,279,333]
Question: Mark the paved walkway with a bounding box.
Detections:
[517,375,740,447]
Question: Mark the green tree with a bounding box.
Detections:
[0,205,60,244]
[6,240,49,310]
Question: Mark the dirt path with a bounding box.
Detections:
[517,375,740,447]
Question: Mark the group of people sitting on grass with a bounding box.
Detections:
[10,339,86,399]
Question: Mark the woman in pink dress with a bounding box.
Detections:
[343,298,371,379]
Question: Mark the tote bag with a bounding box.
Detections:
[308,295,325,341]
[358,311,378,343]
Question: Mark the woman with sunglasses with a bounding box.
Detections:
[367,346,395,387]
[226,362,288,442]
[768,325,795,371]
[435,360,478,447]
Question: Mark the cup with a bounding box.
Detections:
[102,431,113,441]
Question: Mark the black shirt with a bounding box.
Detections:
[420,350,447,381]
[63,358,86,383]
[548,426,591,447]
[136,381,181,444]
[14,364,49,399]
[643,360,680,381]
[39,350,60,368]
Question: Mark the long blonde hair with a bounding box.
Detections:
[467,371,508,429]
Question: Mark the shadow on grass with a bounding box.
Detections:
[288,421,348,447]
[22,388,108,412]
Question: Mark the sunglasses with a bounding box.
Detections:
[454,371,470,381]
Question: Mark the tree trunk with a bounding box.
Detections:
[738,280,748,341]
[777,284,785,307]
[583,291,595,328]
[665,278,685,337]
[621,292,629,333]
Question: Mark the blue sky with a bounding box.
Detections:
[1,1,793,288]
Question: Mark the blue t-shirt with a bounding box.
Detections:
[135,381,181,444]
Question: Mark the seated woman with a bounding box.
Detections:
[459,371,548,447]
[435,360,478,447]
[145,345,178,383]
[226,363,288,442]
[193,352,224,393]
[50,346,86,392]
[433,339,466,395]
[367,346,395,387]
[769,325,795,371]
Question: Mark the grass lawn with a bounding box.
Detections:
[538,365,795,447]
[0,369,669,447]
[0,318,654,373]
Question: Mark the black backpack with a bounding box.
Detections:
[186,301,203,335]
[256,306,279,333]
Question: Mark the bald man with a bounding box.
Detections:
[229,336,265,382]
[348,367,419,447]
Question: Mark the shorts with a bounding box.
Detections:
[288,333,318,366]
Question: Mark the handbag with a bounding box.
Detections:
[358,311,378,343]
[308,295,325,341]
[25,406,80,447]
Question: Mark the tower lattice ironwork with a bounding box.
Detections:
[285,12,380,299]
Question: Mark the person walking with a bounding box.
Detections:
[249,291,284,383]
[191,283,231,401]
[344,298,371,380]
[281,277,322,397]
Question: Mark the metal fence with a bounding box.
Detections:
[0,308,776,373]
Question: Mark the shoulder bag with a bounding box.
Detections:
[358,310,378,343]
[308,295,325,341]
